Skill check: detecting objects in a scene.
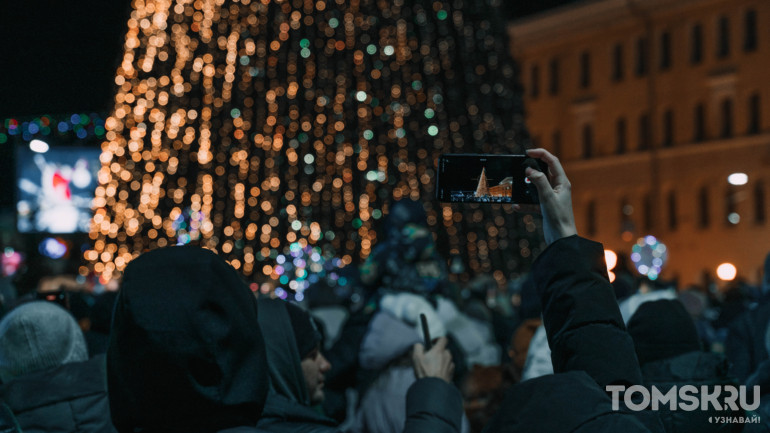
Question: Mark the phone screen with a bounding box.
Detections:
[435,154,542,204]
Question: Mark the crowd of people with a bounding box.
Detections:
[1,149,769,432]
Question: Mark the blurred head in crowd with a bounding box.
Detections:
[0,301,87,383]
[384,199,428,238]
[627,299,701,365]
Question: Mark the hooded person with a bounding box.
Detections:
[107,246,270,433]
[359,199,448,295]
[627,300,743,433]
[255,299,339,432]
[257,298,463,433]
[352,292,466,433]
[0,301,116,433]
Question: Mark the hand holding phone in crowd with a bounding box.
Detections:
[412,336,455,384]
[514,148,578,245]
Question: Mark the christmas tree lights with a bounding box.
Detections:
[86,0,541,289]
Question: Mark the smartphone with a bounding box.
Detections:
[435,154,545,204]
[420,313,432,351]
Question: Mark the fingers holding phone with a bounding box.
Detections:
[519,148,577,245]
[412,336,455,384]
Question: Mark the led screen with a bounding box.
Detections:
[16,145,101,233]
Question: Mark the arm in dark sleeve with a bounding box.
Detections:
[403,378,462,433]
[532,235,643,388]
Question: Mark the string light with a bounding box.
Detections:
[86,0,540,288]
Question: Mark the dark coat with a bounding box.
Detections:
[726,302,770,384]
[640,351,744,433]
[0,355,116,433]
[484,236,664,433]
[107,246,270,433]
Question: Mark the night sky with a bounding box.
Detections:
[0,0,576,118]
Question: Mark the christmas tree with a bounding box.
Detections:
[86,0,543,291]
[474,167,489,198]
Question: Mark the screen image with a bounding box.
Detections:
[16,146,101,233]
[436,154,537,204]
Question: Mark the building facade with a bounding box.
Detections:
[509,0,770,287]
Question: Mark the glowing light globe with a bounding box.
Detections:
[630,235,668,281]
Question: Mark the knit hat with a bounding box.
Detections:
[626,299,701,366]
[0,300,88,382]
[284,302,322,359]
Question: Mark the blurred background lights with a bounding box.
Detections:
[39,237,69,259]
[727,173,748,186]
[604,250,617,271]
[631,236,668,280]
[716,263,737,281]
[1,248,24,277]
[84,0,535,287]
[29,139,49,153]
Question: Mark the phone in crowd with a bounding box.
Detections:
[435,153,546,204]
[36,289,70,310]
[420,313,432,351]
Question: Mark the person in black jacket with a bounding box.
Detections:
[256,298,463,433]
[483,148,664,433]
[627,299,743,433]
[107,246,271,433]
[0,301,116,433]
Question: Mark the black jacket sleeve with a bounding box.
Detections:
[403,378,463,433]
[532,235,643,388]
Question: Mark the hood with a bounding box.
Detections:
[256,298,309,405]
[256,299,338,428]
[107,246,269,433]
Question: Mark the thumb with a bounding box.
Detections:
[526,167,552,197]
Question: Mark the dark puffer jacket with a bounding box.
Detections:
[484,236,664,433]
[1,355,115,433]
[107,246,270,433]
[640,351,744,433]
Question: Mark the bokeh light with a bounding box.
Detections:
[86,0,537,286]
[630,235,668,280]
[716,263,737,281]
